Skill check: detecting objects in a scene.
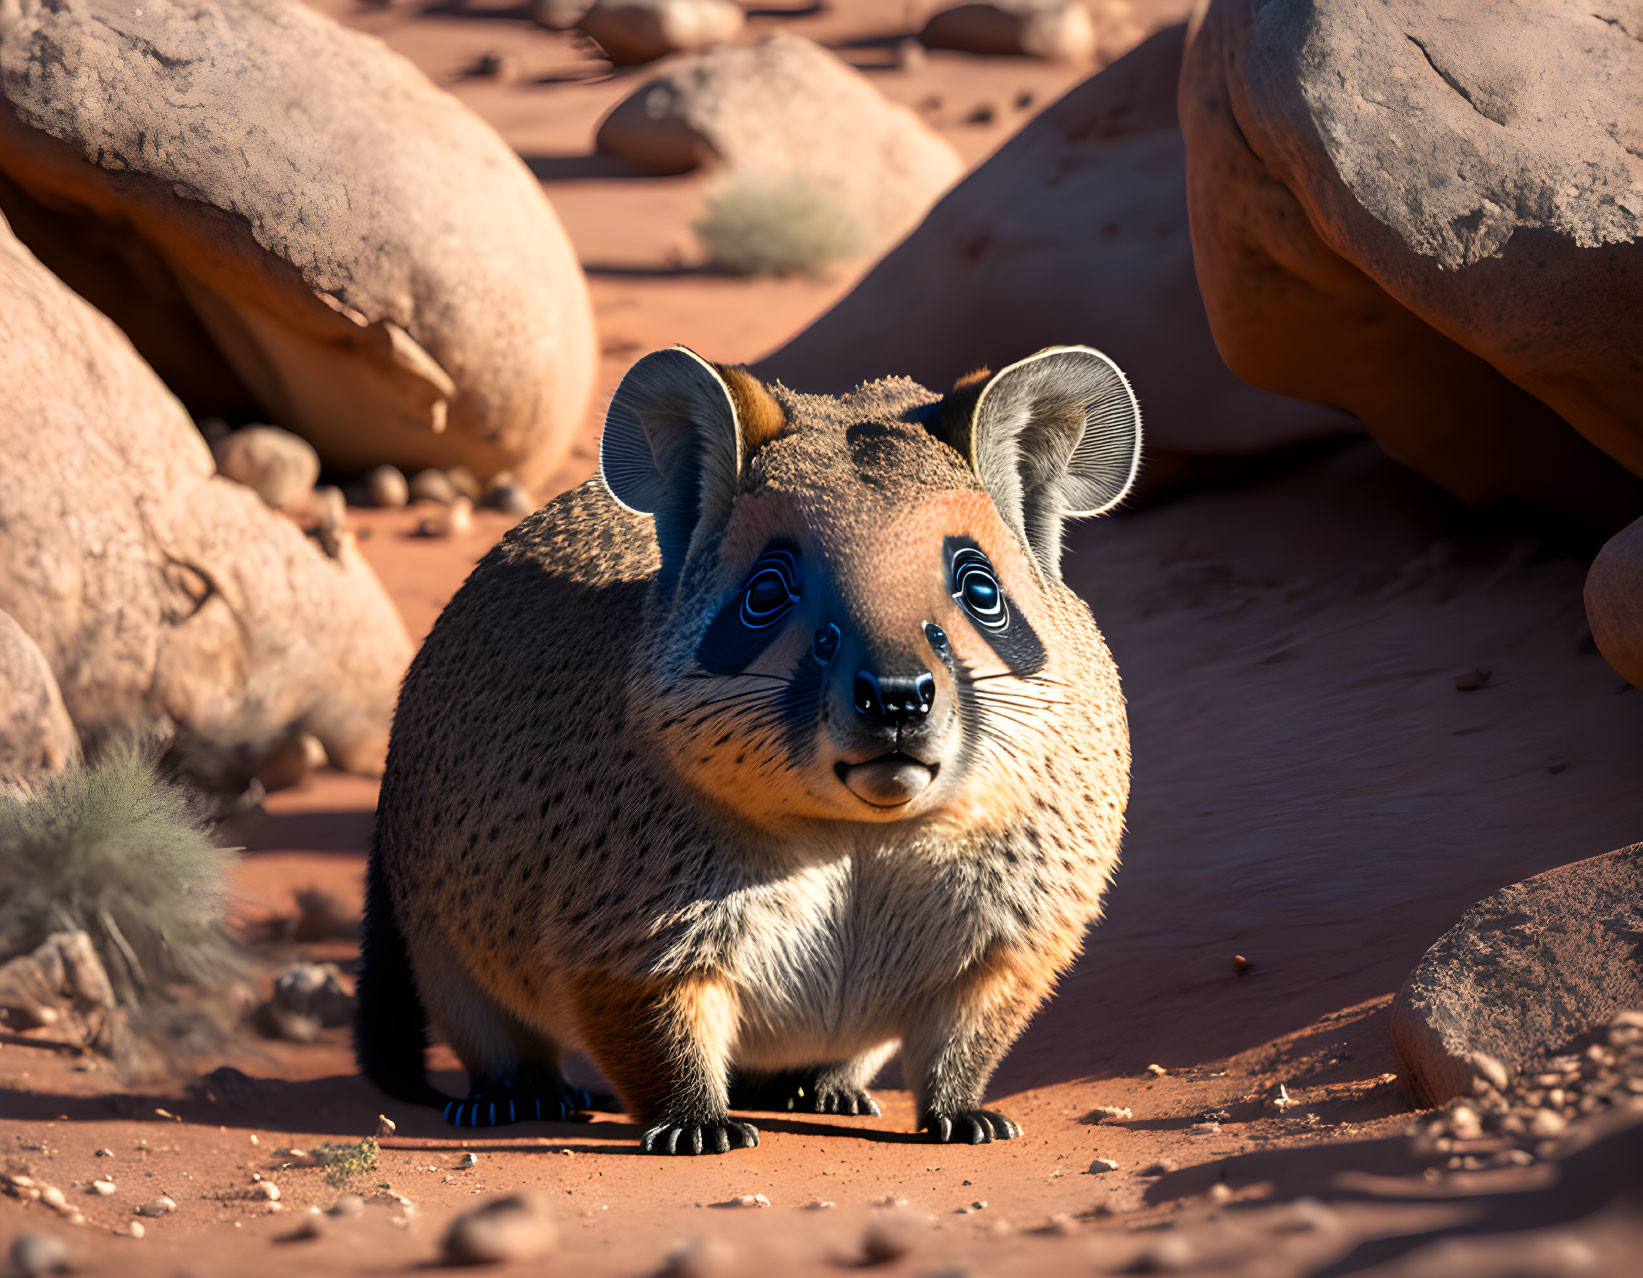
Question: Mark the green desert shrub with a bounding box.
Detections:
[693,176,865,278]
[0,740,248,1068]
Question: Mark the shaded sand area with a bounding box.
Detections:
[3,1,1641,1275]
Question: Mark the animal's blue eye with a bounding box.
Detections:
[950,548,1008,632]
[738,549,799,629]
[812,623,840,662]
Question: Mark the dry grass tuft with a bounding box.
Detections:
[693,176,865,278]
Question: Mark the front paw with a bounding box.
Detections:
[922,1109,1021,1144]
[804,1084,881,1116]
[640,1117,761,1155]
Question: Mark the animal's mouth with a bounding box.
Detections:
[834,753,939,807]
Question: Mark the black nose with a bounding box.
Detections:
[853,668,936,726]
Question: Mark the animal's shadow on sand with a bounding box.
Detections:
[0,1068,927,1148]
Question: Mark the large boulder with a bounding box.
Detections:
[760,25,1349,464]
[1391,844,1643,1107]
[1179,0,1643,528]
[1586,515,1643,689]
[0,609,77,785]
[577,0,743,65]
[0,210,412,786]
[0,0,596,492]
[596,33,964,255]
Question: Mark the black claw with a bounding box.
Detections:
[639,1117,760,1155]
[923,1108,1021,1144]
[441,1079,592,1129]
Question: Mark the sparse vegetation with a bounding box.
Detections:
[0,740,249,1071]
[311,1137,380,1189]
[692,176,865,278]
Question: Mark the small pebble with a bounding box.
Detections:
[1191,1121,1222,1135]
[8,1232,69,1277]
[457,1152,478,1169]
[94,1149,113,1159]
[121,1221,145,1240]
[40,1186,67,1212]
[328,1194,366,1217]
[1145,1063,1167,1077]
[1529,1109,1567,1138]
[1085,1105,1133,1123]
[446,465,482,501]
[1232,954,1254,977]
[473,50,519,81]
[963,102,998,125]
[804,1200,835,1210]
[375,1114,398,1139]
[480,480,536,519]
[363,465,410,508]
[250,1182,281,1202]
[90,1180,117,1196]
[712,1194,769,1209]
[441,1193,555,1265]
[1209,1182,1234,1203]
[408,468,458,505]
[1087,1158,1119,1174]
[136,1197,176,1218]
[1469,1051,1511,1093]
[1447,1104,1483,1141]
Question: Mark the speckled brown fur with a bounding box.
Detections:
[357,347,1140,1153]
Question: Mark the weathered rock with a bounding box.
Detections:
[441,1193,556,1266]
[0,0,595,492]
[578,0,743,65]
[408,469,460,507]
[210,426,320,513]
[256,961,354,1042]
[596,33,963,253]
[0,211,411,785]
[1179,0,1643,528]
[1586,516,1643,689]
[0,609,77,784]
[920,2,1097,62]
[0,931,116,1036]
[1392,844,1643,1106]
[362,465,410,509]
[760,26,1349,469]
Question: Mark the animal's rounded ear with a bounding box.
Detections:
[946,345,1142,578]
[599,346,740,516]
[599,347,743,590]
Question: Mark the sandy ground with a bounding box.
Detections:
[4,2,1642,1275]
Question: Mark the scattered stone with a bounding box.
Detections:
[1087,1157,1119,1174]
[1268,1083,1300,1112]
[1392,845,1643,1105]
[94,1150,112,1159]
[441,1193,555,1266]
[480,479,536,520]
[920,1,1097,62]
[39,1186,67,1212]
[444,465,482,502]
[655,1235,733,1278]
[1082,1105,1134,1123]
[256,961,354,1042]
[418,497,475,539]
[136,1197,176,1217]
[803,1200,835,1210]
[1146,1063,1167,1077]
[578,0,744,65]
[1453,669,1492,692]
[1587,515,1643,689]
[1447,1104,1483,1141]
[374,1115,397,1140]
[328,1194,366,1217]
[862,1212,928,1263]
[255,730,328,791]
[0,931,115,1046]
[408,468,459,506]
[457,1152,478,1169]
[8,1232,69,1277]
[1190,1121,1222,1135]
[596,34,961,257]
[210,426,321,513]
[1208,1182,1234,1203]
[120,1221,144,1239]
[962,102,998,126]
[1233,954,1253,977]
[362,465,410,509]
[1014,89,1034,109]
[90,1180,116,1196]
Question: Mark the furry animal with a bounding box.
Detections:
[356,345,1141,1154]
